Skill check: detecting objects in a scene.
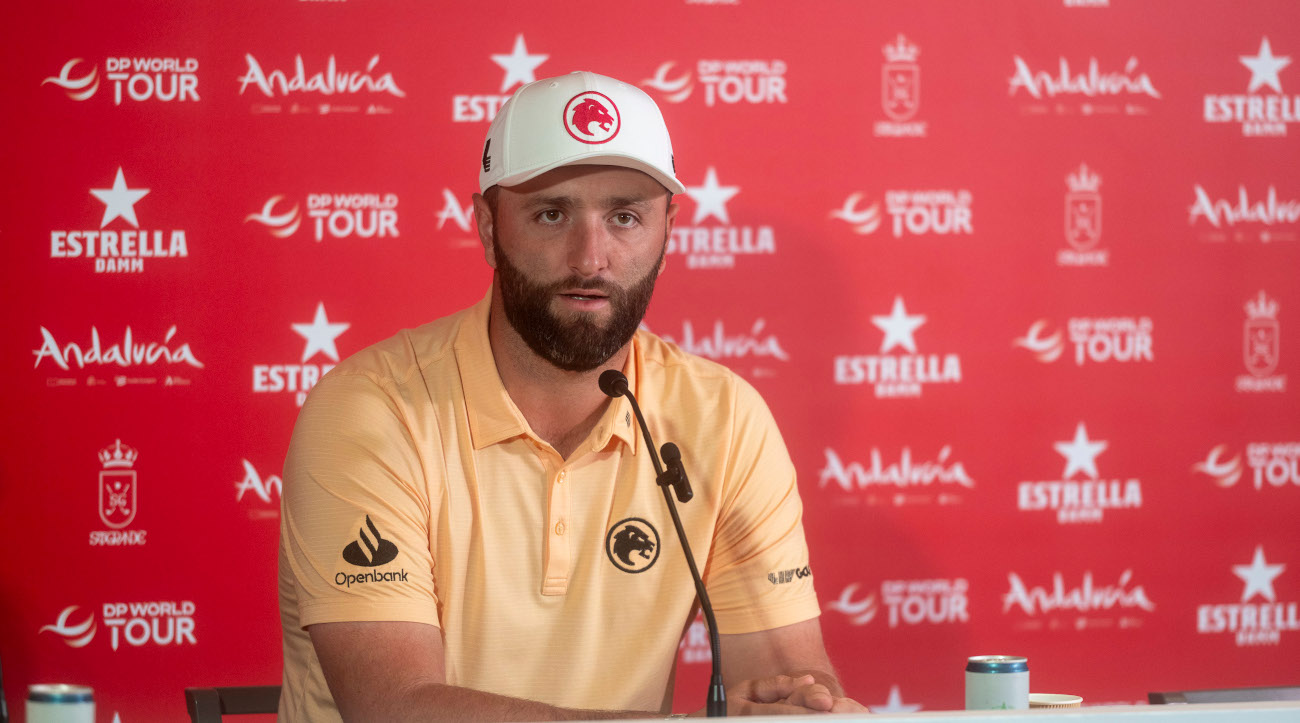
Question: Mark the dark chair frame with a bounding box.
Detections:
[184,686,281,722]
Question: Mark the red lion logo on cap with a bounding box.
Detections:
[570,98,615,137]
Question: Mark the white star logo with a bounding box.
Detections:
[871,685,922,714]
[89,167,150,229]
[491,34,548,93]
[1233,545,1285,603]
[1240,37,1291,93]
[1054,422,1107,480]
[292,302,350,363]
[684,167,741,224]
[872,296,926,353]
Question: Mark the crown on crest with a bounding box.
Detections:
[883,34,919,63]
[1245,291,1278,320]
[99,439,138,469]
[1066,163,1101,192]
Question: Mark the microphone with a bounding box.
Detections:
[599,370,725,717]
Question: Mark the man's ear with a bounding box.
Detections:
[659,200,679,276]
[472,192,497,268]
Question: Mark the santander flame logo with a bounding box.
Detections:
[42,59,100,100]
[1014,320,1065,363]
[40,606,97,648]
[245,196,302,238]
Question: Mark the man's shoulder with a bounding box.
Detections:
[329,305,473,388]
[635,329,763,408]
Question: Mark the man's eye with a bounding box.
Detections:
[613,213,638,227]
[539,210,563,223]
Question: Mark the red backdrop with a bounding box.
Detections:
[3,1,1299,719]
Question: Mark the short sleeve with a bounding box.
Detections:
[704,378,820,634]
[281,370,441,629]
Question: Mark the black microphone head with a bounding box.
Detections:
[598,369,629,398]
[661,442,681,464]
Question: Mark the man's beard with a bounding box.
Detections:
[493,230,662,372]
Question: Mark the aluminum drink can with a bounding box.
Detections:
[965,655,1028,710]
[26,684,95,723]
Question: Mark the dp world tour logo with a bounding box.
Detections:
[564,92,620,144]
[606,517,660,573]
[342,515,399,567]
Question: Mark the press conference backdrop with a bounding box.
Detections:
[2,0,1298,719]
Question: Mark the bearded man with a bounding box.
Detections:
[278,71,866,721]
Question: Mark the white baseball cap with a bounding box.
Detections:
[478,70,685,195]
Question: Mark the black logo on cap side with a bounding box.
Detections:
[482,139,491,173]
[605,517,660,573]
[342,515,399,567]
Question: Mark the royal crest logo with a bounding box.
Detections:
[882,34,920,122]
[98,439,138,530]
[564,92,620,144]
[1065,163,1102,251]
[1244,291,1280,377]
[605,517,660,573]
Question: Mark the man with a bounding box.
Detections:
[278,71,865,720]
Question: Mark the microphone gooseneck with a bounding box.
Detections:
[598,370,725,717]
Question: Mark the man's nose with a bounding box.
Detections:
[568,214,611,277]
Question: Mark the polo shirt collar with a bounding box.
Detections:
[457,290,639,456]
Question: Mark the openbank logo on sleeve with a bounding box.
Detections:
[1197,546,1298,647]
[669,167,775,270]
[832,296,962,398]
[238,52,404,115]
[644,317,789,378]
[830,189,972,238]
[1236,291,1286,393]
[41,602,197,651]
[1188,183,1299,243]
[641,58,786,108]
[1018,422,1141,524]
[1003,569,1154,631]
[91,439,146,547]
[235,459,282,520]
[251,302,349,406]
[818,445,974,507]
[1059,163,1109,266]
[1008,53,1160,116]
[452,34,548,122]
[827,579,969,629]
[50,167,189,274]
[336,515,409,588]
[43,56,199,105]
[1014,316,1154,366]
[33,322,203,389]
[1194,443,1300,491]
[246,192,399,241]
[1203,37,1297,137]
[874,34,927,138]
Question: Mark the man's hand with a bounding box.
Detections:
[696,674,865,716]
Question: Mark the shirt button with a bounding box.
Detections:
[554,521,566,536]
[557,471,567,484]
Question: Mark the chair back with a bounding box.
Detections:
[184,686,281,722]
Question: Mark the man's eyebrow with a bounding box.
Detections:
[520,194,575,210]
[604,196,656,210]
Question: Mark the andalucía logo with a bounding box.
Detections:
[1188,183,1300,243]
[33,323,203,389]
[875,34,927,138]
[1059,163,1107,266]
[1195,443,1299,491]
[246,193,400,241]
[1236,291,1286,393]
[1197,546,1298,646]
[1008,54,1160,116]
[830,190,972,238]
[818,445,974,507]
[668,167,775,269]
[827,579,969,629]
[641,59,787,107]
[235,459,282,520]
[251,302,350,406]
[42,56,199,105]
[1017,422,1142,524]
[50,167,189,274]
[1003,569,1154,631]
[1203,37,1297,137]
[431,187,478,249]
[832,296,962,398]
[41,602,197,651]
[452,34,548,122]
[1014,317,1154,366]
[238,53,404,115]
[646,318,788,378]
[92,439,146,547]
